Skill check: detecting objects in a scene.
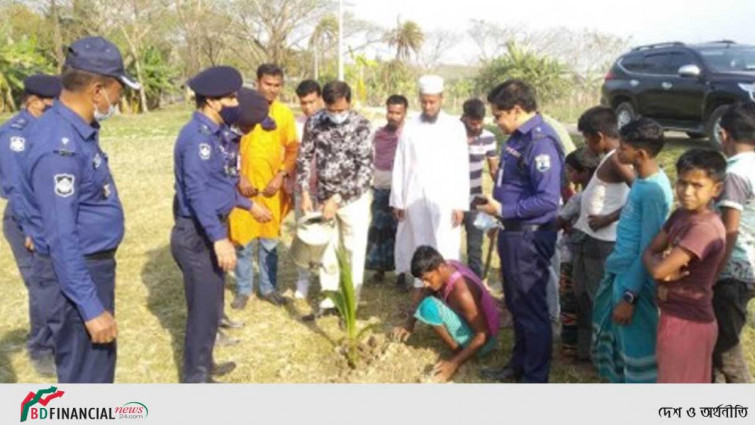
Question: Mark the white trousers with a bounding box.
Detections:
[319,191,372,308]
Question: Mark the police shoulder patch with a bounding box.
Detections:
[199,143,212,160]
[9,136,25,152]
[534,154,551,172]
[54,174,75,197]
[10,118,27,130]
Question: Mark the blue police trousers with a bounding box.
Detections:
[171,216,224,383]
[2,204,53,360]
[498,229,557,383]
[32,254,116,383]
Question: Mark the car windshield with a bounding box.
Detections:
[698,47,755,72]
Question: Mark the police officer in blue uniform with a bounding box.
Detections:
[172,67,272,383]
[477,79,564,383]
[17,36,140,383]
[0,74,61,376]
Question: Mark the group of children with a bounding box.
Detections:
[557,102,755,383]
[389,102,755,383]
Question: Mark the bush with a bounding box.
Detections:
[474,42,572,105]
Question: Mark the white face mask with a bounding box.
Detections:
[93,90,117,122]
[327,111,349,125]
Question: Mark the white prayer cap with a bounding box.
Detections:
[418,75,444,95]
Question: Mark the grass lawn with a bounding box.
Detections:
[0,105,752,383]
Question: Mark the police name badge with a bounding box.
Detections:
[535,154,551,172]
[54,174,75,197]
[199,143,212,160]
[9,136,25,152]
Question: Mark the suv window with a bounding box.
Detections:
[697,47,755,72]
[643,53,675,75]
[620,54,645,72]
[668,51,699,73]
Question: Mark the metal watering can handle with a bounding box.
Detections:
[302,213,336,227]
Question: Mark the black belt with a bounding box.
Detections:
[176,213,229,224]
[84,249,117,261]
[501,220,557,232]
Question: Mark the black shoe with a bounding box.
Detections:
[480,365,522,382]
[31,353,56,377]
[211,361,237,377]
[215,331,240,347]
[301,307,338,322]
[396,273,411,292]
[371,270,385,284]
[220,314,244,329]
[262,292,289,307]
[231,294,250,310]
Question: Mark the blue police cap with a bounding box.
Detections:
[237,87,269,128]
[188,66,243,98]
[23,74,62,99]
[65,36,141,90]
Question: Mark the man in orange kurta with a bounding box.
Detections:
[229,64,298,309]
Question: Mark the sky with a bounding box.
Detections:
[347,0,755,64]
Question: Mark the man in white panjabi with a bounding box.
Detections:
[390,75,470,288]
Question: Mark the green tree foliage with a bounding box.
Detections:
[385,20,424,62]
[0,34,53,111]
[474,42,572,105]
[123,46,177,112]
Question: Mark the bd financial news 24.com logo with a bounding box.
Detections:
[20,387,149,422]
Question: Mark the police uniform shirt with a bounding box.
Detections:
[0,109,35,222]
[20,101,124,321]
[173,112,251,242]
[494,114,563,225]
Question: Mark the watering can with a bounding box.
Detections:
[289,212,336,270]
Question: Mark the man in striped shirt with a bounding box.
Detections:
[461,99,499,277]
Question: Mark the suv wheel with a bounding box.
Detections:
[706,105,730,147]
[615,102,635,129]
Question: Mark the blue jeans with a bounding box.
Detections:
[235,238,278,296]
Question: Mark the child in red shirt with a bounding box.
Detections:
[643,148,727,383]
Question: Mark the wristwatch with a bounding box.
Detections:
[622,290,638,305]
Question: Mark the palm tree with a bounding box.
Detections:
[309,15,338,80]
[385,19,424,63]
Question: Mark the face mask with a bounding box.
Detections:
[219,105,240,126]
[327,111,349,125]
[93,90,116,122]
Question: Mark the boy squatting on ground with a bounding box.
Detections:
[644,149,726,383]
[591,118,673,383]
[391,245,499,382]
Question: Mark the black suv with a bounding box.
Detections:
[601,41,755,144]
